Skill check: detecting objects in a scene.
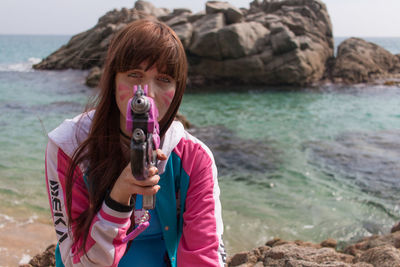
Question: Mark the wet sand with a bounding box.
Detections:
[0,221,56,267]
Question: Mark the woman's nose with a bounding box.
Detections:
[145,80,156,98]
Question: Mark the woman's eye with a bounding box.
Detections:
[127,72,142,78]
[158,76,171,83]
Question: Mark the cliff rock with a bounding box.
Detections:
[33,0,334,88]
[332,37,400,84]
[227,226,400,267]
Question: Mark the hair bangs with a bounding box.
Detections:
[112,21,182,82]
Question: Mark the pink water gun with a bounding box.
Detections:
[126,85,160,210]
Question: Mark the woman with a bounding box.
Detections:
[45,19,225,266]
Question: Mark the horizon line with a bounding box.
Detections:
[1,33,400,39]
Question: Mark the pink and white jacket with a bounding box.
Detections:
[45,111,226,266]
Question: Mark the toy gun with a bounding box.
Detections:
[126,85,160,210]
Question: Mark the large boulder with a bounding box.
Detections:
[343,231,400,257]
[33,0,334,87]
[218,22,270,59]
[170,22,193,48]
[205,1,244,24]
[227,241,358,266]
[134,0,169,17]
[189,20,269,61]
[226,225,400,267]
[189,0,333,85]
[189,13,226,60]
[189,0,333,86]
[270,25,299,55]
[354,246,400,267]
[33,8,151,70]
[332,38,400,83]
[19,244,56,267]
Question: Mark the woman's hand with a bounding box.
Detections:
[110,149,167,206]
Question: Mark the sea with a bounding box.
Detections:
[0,35,400,265]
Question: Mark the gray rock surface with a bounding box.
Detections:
[33,0,334,88]
[33,8,151,70]
[22,229,400,267]
[189,0,334,86]
[332,38,400,84]
[226,228,400,266]
[134,0,169,17]
[170,22,193,48]
[189,13,226,60]
[205,1,244,24]
[85,67,102,87]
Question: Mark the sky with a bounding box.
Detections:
[0,0,399,37]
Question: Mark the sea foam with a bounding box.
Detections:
[0,57,41,72]
[0,213,16,229]
[18,254,32,265]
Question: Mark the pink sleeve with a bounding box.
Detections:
[45,139,132,266]
[175,139,226,266]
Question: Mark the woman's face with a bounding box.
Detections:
[115,62,176,133]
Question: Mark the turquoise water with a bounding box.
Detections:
[0,71,90,220]
[0,35,71,65]
[0,35,400,255]
[180,88,400,251]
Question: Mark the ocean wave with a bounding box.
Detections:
[17,214,38,226]
[0,57,41,72]
[0,213,38,229]
[19,254,32,265]
[0,213,15,229]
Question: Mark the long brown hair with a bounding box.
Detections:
[65,19,188,255]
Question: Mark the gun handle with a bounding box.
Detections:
[142,148,158,210]
[143,195,156,210]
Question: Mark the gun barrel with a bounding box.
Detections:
[131,95,150,114]
[128,84,159,210]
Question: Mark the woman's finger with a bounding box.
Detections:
[148,166,158,176]
[131,184,161,196]
[130,174,160,187]
[156,149,167,161]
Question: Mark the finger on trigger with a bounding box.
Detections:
[142,185,160,195]
[148,166,158,176]
[135,175,160,186]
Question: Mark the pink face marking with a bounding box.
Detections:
[161,90,175,106]
[118,83,132,103]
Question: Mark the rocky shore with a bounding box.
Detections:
[33,0,400,88]
[20,223,400,267]
[227,222,400,267]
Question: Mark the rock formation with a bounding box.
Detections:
[33,0,400,87]
[20,244,56,267]
[226,227,400,266]
[34,0,334,87]
[187,0,333,86]
[33,2,157,70]
[21,224,400,267]
[331,38,400,84]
